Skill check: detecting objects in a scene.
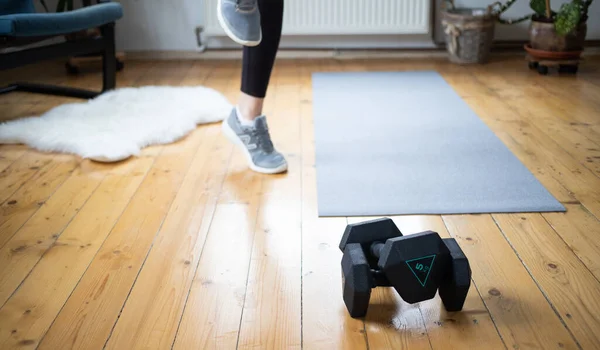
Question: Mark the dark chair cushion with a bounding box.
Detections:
[0,2,123,37]
[0,0,36,15]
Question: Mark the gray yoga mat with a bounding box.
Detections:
[311,71,566,217]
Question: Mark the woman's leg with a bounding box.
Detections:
[220,0,287,174]
[238,0,283,120]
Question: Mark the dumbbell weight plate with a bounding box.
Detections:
[339,217,403,269]
[438,238,471,311]
[341,243,373,318]
[378,231,450,304]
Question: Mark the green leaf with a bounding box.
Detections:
[530,0,547,15]
[555,2,582,35]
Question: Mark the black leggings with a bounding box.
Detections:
[241,0,284,98]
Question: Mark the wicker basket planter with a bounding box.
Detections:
[441,0,498,64]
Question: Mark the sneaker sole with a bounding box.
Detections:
[221,119,288,174]
[217,0,262,47]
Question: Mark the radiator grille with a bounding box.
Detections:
[204,0,431,35]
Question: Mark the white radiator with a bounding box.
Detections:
[202,0,432,36]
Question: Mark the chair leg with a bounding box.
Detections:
[0,84,18,94]
[101,23,117,92]
[0,82,99,99]
[0,22,119,99]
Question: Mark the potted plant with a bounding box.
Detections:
[496,0,593,73]
[497,0,594,51]
[440,0,521,64]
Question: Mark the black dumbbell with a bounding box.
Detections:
[339,217,402,317]
[341,243,392,318]
[438,238,471,311]
[339,217,471,318]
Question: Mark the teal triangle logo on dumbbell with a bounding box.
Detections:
[406,255,436,287]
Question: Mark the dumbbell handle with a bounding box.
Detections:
[371,269,392,287]
[370,242,385,259]
[369,242,390,287]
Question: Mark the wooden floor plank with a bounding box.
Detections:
[0,152,55,208]
[509,99,600,176]
[36,131,202,350]
[170,192,262,349]
[100,61,231,347]
[473,60,600,125]
[534,118,600,176]
[386,216,505,350]
[540,79,600,124]
[0,57,599,350]
[0,104,80,248]
[170,186,262,349]
[443,214,579,349]
[172,65,264,350]
[36,61,207,350]
[115,61,156,89]
[493,213,600,349]
[235,61,303,350]
[0,61,154,250]
[0,61,72,105]
[469,64,600,178]
[0,156,77,248]
[101,125,228,350]
[0,99,107,246]
[0,59,166,310]
[0,143,28,177]
[0,160,106,307]
[0,60,191,346]
[543,204,600,281]
[299,60,367,350]
[0,157,153,349]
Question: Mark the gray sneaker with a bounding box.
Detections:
[222,108,287,174]
[217,0,262,47]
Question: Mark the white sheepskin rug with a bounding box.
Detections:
[0,86,232,162]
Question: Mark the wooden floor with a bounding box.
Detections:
[1,55,600,350]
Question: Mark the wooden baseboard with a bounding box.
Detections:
[124,49,450,61]
[124,45,600,61]
[120,38,600,61]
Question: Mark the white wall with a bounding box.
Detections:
[108,0,600,51]
[113,0,436,51]
[113,0,203,51]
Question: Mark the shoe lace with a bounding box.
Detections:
[250,122,274,153]
[236,0,256,10]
